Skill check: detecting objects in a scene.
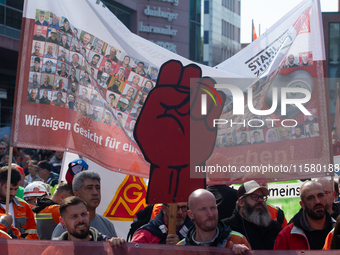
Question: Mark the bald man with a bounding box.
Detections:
[316,177,340,219]
[178,189,250,254]
[274,181,335,250]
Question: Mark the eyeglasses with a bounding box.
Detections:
[244,194,268,202]
[0,147,6,150]
[164,204,189,212]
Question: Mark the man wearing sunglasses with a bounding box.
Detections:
[131,202,193,245]
[223,180,282,250]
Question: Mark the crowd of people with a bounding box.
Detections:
[1,136,340,253]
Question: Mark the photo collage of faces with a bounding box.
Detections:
[283,51,313,69]
[215,108,320,148]
[28,10,159,137]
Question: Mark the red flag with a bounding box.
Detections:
[252,22,258,41]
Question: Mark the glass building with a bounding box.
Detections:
[203,0,241,66]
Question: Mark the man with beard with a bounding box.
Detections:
[131,200,194,245]
[108,79,122,94]
[27,88,39,103]
[90,54,100,68]
[52,171,118,239]
[0,166,38,239]
[46,28,59,44]
[274,181,334,250]
[41,75,53,89]
[53,196,125,248]
[178,189,250,254]
[223,180,282,250]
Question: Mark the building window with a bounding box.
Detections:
[204,31,209,44]
[204,0,209,14]
[102,0,132,30]
[329,23,340,65]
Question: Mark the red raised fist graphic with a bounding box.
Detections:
[134,60,225,203]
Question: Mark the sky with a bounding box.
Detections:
[241,0,338,43]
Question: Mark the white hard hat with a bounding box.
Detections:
[23,182,48,198]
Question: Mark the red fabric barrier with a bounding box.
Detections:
[0,240,339,255]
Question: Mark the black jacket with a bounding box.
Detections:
[222,209,282,250]
[291,208,334,250]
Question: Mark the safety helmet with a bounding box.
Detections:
[23,182,48,198]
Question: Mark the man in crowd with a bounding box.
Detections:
[81,33,92,48]
[132,62,146,76]
[274,181,334,250]
[33,25,45,41]
[27,88,39,103]
[71,54,81,69]
[39,90,51,105]
[49,151,64,174]
[54,196,125,248]
[223,180,282,249]
[108,79,122,94]
[238,133,250,146]
[46,28,59,44]
[79,88,90,103]
[29,73,40,87]
[122,87,135,100]
[286,54,298,68]
[58,48,68,63]
[252,131,264,144]
[279,127,291,141]
[292,126,305,139]
[36,160,59,191]
[44,44,56,59]
[41,75,53,89]
[90,54,100,68]
[178,189,250,255]
[35,10,48,25]
[100,59,113,75]
[316,178,340,220]
[0,166,38,239]
[106,47,118,62]
[30,56,41,73]
[49,13,59,29]
[60,34,70,49]
[92,39,104,55]
[308,124,319,137]
[89,106,101,122]
[131,201,194,244]
[51,171,118,239]
[33,182,73,239]
[51,92,66,107]
[32,42,43,57]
